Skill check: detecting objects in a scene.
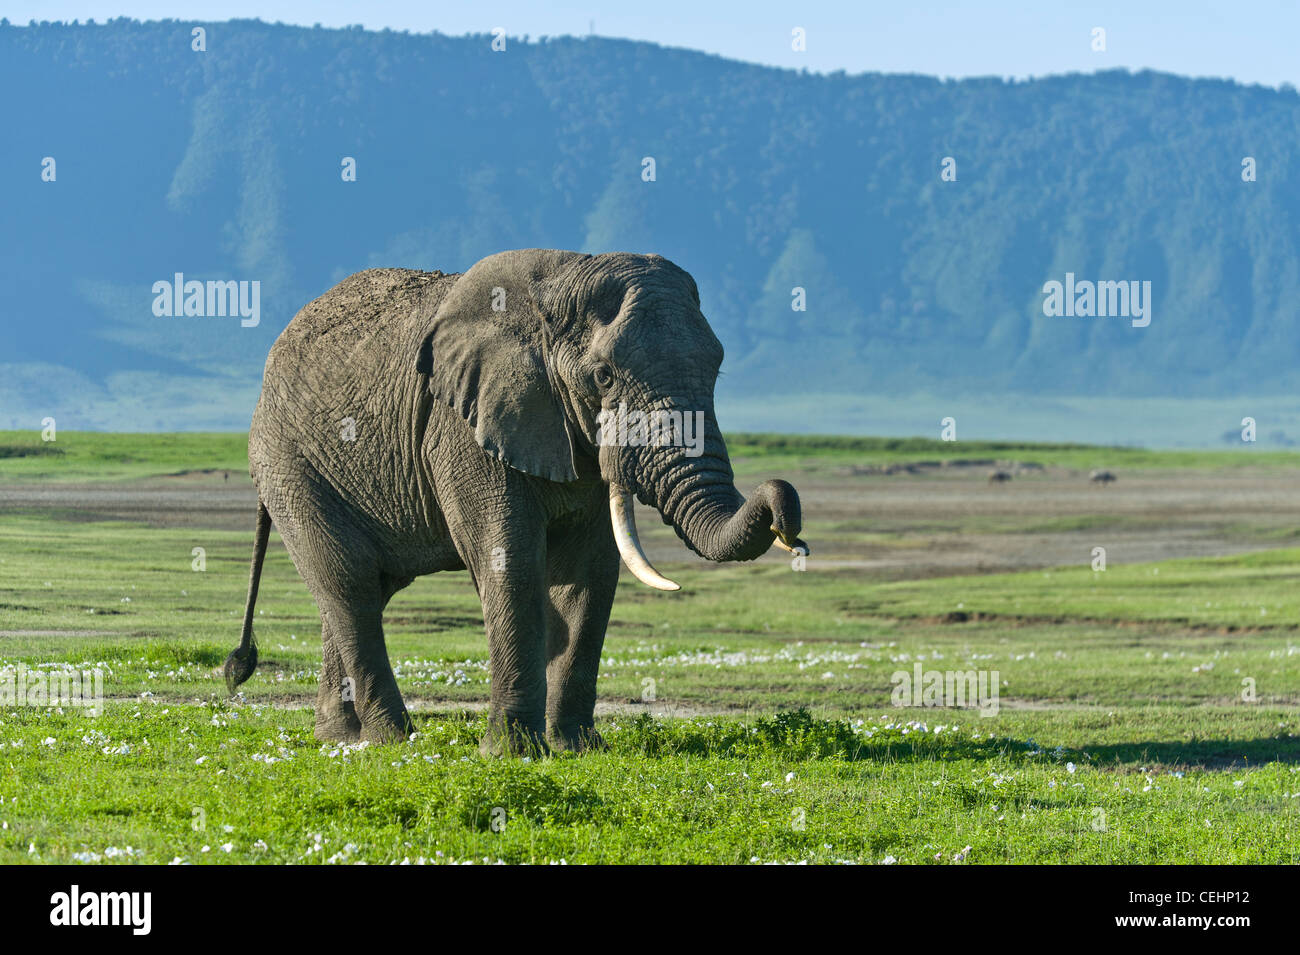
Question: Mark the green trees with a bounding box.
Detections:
[4,19,1299,421]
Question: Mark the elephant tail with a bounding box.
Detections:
[224,501,271,693]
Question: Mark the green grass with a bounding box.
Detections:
[0,431,248,482]
[3,431,1298,863]
[870,547,1300,631]
[4,430,1299,484]
[4,514,1298,711]
[2,506,1299,863]
[3,705,1295,864]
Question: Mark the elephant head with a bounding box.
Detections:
[416,248,807,589]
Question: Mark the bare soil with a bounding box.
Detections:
[4,464,1298,581]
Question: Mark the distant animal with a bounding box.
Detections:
[1089,470,1117,484]
[988,470,1012,483]
[222,249,808,756]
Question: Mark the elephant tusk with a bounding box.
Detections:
[609,485,680,592]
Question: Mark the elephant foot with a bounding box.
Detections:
[546,723,607,754]
[314,685,361,742]
[314,712,362,743]
[359,709,414,744]
[479,715,550,758]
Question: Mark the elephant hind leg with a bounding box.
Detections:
[318,594,413,744]
[314,617,362,743]
[266,494,411,743]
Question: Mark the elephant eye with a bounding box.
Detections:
[593,364,615,390]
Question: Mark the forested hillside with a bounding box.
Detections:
[2,19,1298,432]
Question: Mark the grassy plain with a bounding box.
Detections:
[0,432,1297,863]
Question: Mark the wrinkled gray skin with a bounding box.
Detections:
[224,249,805,755]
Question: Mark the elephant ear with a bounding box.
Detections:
[416,249,585,482]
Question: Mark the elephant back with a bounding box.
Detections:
[249,268,458,494]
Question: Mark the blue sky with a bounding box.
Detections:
[7,1,1295,87]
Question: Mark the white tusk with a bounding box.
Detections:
[769,526,805,555]
[609,485,680,592]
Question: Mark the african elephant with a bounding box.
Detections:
[223,249,807,755]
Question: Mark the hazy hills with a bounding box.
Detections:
[3,19,1299,442]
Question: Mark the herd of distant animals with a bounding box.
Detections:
[987,468,1116,484]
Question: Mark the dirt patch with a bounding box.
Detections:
[159,469,240,481]
[10,463,1300,578]
[0,479,257,530]
[840,458,1044,476]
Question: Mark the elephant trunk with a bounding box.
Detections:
[660,468,803,563]
[603,409,807,589]
[608,472,803,590]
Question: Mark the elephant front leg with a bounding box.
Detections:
[473,536,552,757]
[544,511,620,752]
